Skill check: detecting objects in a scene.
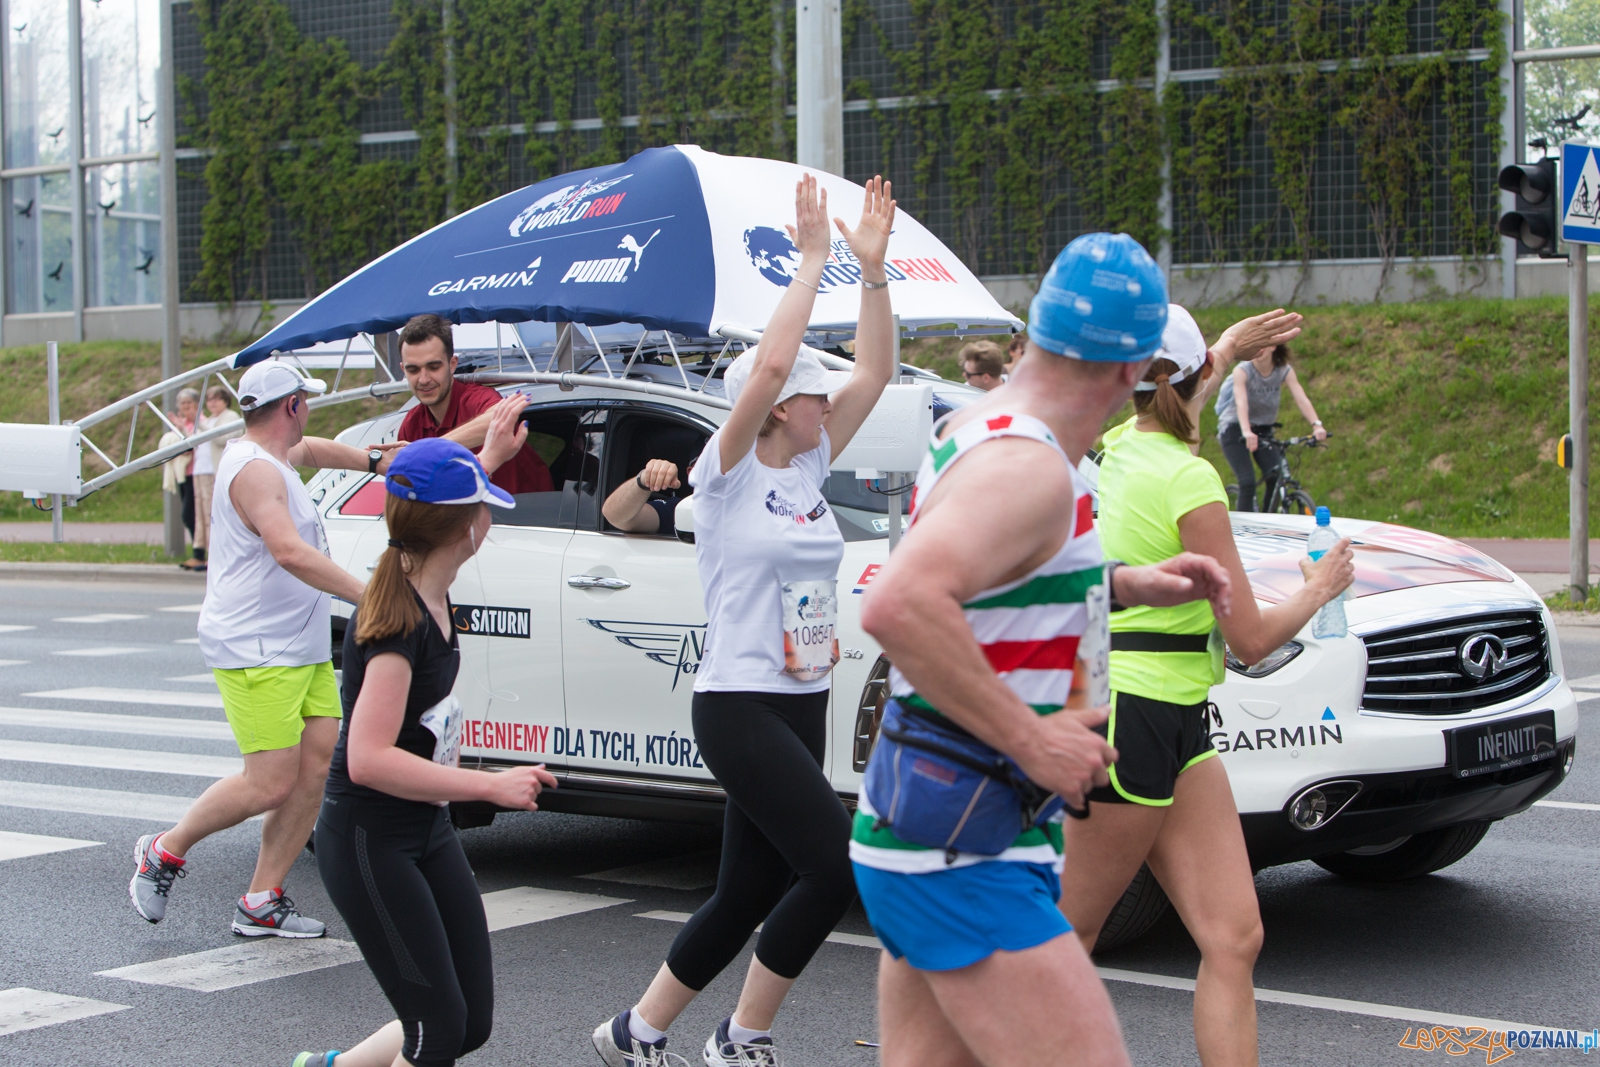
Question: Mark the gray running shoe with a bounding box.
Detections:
[232,889,326,938]
[593,1011,690,1067]
[703,1019,782,1067]
[129,833,185,923]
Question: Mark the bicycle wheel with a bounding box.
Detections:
[1283,489,1316,516]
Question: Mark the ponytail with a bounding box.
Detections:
[1132,357,1202,444]
[353,474,481,644]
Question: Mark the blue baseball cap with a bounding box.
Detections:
[384,438,514,508]
[1028,233,1169,362]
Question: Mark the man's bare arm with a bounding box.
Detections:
[287,436,394,474]
[231,460,365,603]
[443,409,493,451]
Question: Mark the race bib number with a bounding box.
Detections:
[419,694,465,770]
[1065,582,1111,709]
[781,579,840,683]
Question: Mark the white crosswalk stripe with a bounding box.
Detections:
[24,686,224,709]
[0,660,25,667]
[482,886,631,931]
[52,614,148,624]
[0,739,240,778]
[0,778,210,822]
[165,674,218,684]
[0,829,100,861]
[52,647,146,658]
[0,988,129,1036]
[0,705,233,740]
[0,624,36,634]
[158,604,205,613]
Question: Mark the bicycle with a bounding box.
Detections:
[1225,423,1328,515]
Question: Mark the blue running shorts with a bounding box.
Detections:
[852,860,1072,972]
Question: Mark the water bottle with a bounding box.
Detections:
[1308,506,1347,639]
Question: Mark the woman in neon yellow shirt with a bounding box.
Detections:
[1059,305,1354,1067]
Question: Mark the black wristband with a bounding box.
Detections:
[636,473,650,491]
[1104,559,1127,611]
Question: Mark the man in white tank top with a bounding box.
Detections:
[856,236,1233,1067]
[130,361,437,936]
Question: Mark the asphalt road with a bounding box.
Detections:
[0,575,1594,1067]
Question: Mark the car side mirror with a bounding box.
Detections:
[674,494,695,545]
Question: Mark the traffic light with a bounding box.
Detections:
[1498,158,1559,256]
[1558,433,1575,470]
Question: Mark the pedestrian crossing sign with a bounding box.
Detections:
[1561,140,1600,244]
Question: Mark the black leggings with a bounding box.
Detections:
[666,690,856,990]
[315,796,492,1067]
[178,477,195,537]
[1217,422,1284,513]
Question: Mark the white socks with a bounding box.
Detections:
[628,1010,666,1045]
[728,1019,772,1045]
[242,889,277,909]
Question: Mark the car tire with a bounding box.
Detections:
[1311,820,1493,882]
[1093,864,1172,953]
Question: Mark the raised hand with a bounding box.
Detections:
[478,393,529,474]
[637,458,681,492]
[1223,308,1303,359]
[834,175,896,272]
[785,173,831,262]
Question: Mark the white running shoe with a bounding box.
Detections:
[593,1010,690,1067]
[703,1018,782,1067]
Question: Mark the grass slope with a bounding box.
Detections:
[906,296,1597,539]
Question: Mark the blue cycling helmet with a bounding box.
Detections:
[1028,233,1169,362]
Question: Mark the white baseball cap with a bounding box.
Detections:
[1134,304,1208,391]
[722,345,854,406]
[237,360,328,411]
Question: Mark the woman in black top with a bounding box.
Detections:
[294,434,554,1067]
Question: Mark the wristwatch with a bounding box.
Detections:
[367,448,383,474]
[1104,559,1127,612]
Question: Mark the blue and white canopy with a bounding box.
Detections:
[234,144,1022,367]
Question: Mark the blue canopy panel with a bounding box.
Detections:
[234,146,715,367]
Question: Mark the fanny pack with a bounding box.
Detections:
[862,699,1087,863]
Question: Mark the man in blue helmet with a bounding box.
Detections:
[855,234,1234,1066]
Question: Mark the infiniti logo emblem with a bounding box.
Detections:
[1458,632,1509,682]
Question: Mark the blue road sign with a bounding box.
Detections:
[1561,140,1600,245]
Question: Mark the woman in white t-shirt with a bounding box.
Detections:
[593,174,899,1067]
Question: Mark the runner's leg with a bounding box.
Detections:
[1145,757,1262,1067]
[878,953,980,1067]
[160,744,301,857]
[251,715,338,892]
[1058,802,1166,951]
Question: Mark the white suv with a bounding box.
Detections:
[312,350,1577,949]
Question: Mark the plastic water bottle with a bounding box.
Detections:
[1308,507,1347,639]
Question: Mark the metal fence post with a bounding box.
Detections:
[160,0,184,559]
[796,0,842,174]
[47,341,62,543]
[1571,248,1589,601]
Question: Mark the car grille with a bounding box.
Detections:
[1361,611,1551,714]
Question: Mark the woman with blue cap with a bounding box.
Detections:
[293,431,557,1067]
[1058,304,1354,1067]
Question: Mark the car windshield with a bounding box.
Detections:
[825,388,972,541]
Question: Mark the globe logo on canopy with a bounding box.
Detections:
[744,226,805,288]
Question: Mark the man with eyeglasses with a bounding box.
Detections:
[960,340,1007,391]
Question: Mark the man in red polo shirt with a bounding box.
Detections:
[395,313,553,494]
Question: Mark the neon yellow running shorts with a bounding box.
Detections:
[213,661,340,754]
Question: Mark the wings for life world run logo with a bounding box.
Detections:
[742,226,959,291]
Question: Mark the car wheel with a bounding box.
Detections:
[1311,820,1493,882]
[1093,864,1172,953]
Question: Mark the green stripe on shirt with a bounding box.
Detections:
[850,808,1063,854]
[896,692,1062,717]
[963,566,1102,611]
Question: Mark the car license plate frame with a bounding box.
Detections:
[1446,710,1558,779]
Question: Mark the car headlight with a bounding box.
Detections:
[1225,641,1303,678]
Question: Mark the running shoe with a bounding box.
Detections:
[232,888,326,938]
[703,1018,782,1067]
[128,832,185,923]
[289,1054,340,1067]
[592,1010,690,1067]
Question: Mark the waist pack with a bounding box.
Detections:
[862,700,1086,862]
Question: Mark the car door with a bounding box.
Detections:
[559,405,714,781]
[456,402,599,768]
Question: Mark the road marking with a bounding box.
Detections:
[0,987,129,1035]
[1566,673,1600,688]
[53,647,146,658]
[0,660,25,667]
[0,625,36,634]
[158,604,205,613]
[97,939,364,992]
[1570,690,1600,703]
[0,705,233,740]
[24,686,224,709]
[0,740,240,778]
[53,614,149,624]
[634,912,1548,1030]
[166,673,217,684]
[581,849,720,890]
[0,779,214,822]
[0,829,101,861]
[174,638,199,645]
[482,886,632,932]
[1534,799,1600,811]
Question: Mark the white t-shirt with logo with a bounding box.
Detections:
[689,427,845,694]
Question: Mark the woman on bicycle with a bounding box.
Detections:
[295,431,556,1067]
[592,173,897,1067]
[1215,341,1326,512]
[1060,305,1353,1067]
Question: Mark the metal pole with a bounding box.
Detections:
[795,0,842,174]
[47,341,62,542]
[66,0,85,342]
[159,0,183,558]
[1571,247,1589,600]
[1154,0,1172,286]
[442,0,458,216]
[1502,0,1521,300]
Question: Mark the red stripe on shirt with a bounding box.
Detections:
[1074,493,1094,537]
[982,635,1081,672]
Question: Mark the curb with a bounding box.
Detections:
[0,561,208,581]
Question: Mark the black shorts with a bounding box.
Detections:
[1087,691,1218,806]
